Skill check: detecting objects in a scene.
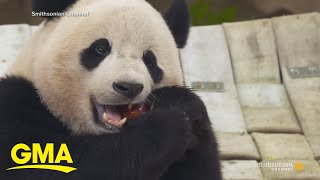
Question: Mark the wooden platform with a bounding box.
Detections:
[1,13,320,180]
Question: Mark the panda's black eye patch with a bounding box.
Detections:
[80,38,111,70]
[143,50,156,67]
[143,50,163,83]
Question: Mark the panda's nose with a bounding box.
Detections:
[113,82,144,99]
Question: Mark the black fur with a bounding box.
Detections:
[0,76,221,180]
[32,0,78,20]
[143,50,164,83]
[80,39,112,70]
[151,87,222,180]
[163,0,190,48]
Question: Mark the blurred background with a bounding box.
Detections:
[1,0,320,25]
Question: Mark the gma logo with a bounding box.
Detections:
[7,143,77,173]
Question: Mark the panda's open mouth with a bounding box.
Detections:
[94,101,150,128]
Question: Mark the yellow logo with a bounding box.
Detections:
[7,143,76,173]
[295,162,304,171]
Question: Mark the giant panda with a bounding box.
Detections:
[0,0,222,179]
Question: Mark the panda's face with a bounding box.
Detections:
[28,0,189,134]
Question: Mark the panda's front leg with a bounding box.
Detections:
[150,86,222,180]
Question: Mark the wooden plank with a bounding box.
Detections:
[0,24,31,76]
[252,133,314,160]
[222,160,264,180]
[238,84,301,133]
[223,19,280,84]
[273,13,320,160]
[223,19,301,134]
[197,92,246,133]
[217,132,260,160]
[243,107,300,133]
[181,25,246,133]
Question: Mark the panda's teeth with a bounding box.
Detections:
[128,102,133,110]
[107,118,127,128]
[119,118,127,126]
[102,112,126,127]
[103,112,108,122]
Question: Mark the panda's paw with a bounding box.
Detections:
[126,108,196,156]
[150,86,212,135]
[183,111,190,121]
[147,109,196,152]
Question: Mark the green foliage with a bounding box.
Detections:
[190,0,237,26]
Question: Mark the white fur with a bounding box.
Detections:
[7,0,183,135]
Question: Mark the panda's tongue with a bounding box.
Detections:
[105,108,122,122]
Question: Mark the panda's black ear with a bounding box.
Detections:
[163,0,190,49]
[32,0,77,20]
